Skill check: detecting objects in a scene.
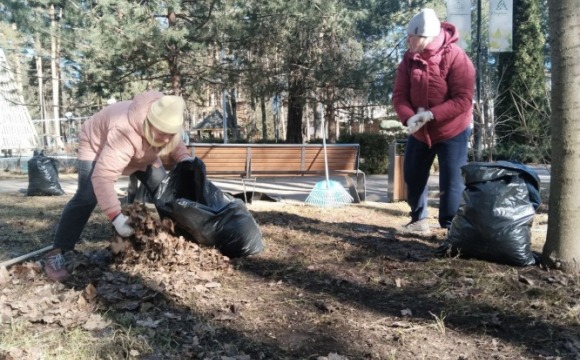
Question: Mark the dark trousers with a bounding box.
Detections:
[403,127,471,228]
[53,160,166,251]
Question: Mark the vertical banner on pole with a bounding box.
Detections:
[446,0,472,50]
[489,0,513,52]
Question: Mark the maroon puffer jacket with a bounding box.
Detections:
[392,22,475,147]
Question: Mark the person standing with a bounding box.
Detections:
[392,8,475,233]
[43,91,193,281]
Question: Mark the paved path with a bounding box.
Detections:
[0,164,550,204]
[0,173,396,203]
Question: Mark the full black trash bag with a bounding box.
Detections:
[155,158,264,258]
[443,161,541,266]
[27,150,65,196]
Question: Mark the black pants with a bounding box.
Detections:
[53,161,166,251]
[403,127,471,229]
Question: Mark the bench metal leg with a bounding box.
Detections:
[356,171,367,201]
[343,172,367,203]
[241,177,257,204]
[345,176,361,203]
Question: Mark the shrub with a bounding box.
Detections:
[484,142,551,164]
[339,131,407,175]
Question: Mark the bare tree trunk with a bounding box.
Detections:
[542,0,580,273]
[167,9,181,96]
[326,103,337,143]
[325,88,337,143]
[11,24,24,97]
[50,4,62,149]
[228,88,238,141]
[303,101,311,142]
[286,78,304,143]
[36,52,46,146]
[260,97,267,141]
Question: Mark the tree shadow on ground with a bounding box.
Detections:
[243,209,578,359]
[237,253,578,359]
[254,210,441,262]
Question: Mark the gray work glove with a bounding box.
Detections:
[407,110,433,134]
[112,213,135,237]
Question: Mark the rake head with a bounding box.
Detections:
[305,180,354,208]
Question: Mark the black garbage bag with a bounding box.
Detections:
[443,161,541,266]
[155,158,264,258]
[27,150,65,196]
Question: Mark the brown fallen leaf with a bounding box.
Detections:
[82,314,111,331]
[110,236,129,254]
[214,312,237,321]
[314,300,335,313]
[390,321,412,328]
[136,318,161,328]
[317,353,349,360]
[400,308,413,317]
[518,274,534,286]
[0,266,9,286]
[83,283,97,302]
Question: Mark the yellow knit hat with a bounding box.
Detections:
[146,95,185,134]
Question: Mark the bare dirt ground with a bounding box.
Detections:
[0,176,578,360]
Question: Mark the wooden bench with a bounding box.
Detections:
[188,143,367,202]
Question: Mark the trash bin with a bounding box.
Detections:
[388,140,407,202]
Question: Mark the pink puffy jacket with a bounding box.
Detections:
[392,22,475,148]
[78,90,190,219]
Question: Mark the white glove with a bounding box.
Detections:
[112,213,135,237]
[407,111,433,134]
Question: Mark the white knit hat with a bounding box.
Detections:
[407,8,441,37]
[147,95,185,134]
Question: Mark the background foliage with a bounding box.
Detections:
[0,0,552,166]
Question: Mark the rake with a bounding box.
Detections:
[0,245,53,271]
[305,112,354,208]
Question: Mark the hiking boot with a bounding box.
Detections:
[398,219,431,235]
[43,249,70,282]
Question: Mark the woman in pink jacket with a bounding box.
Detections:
[392,9,475,233]
[43,91,193,281]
